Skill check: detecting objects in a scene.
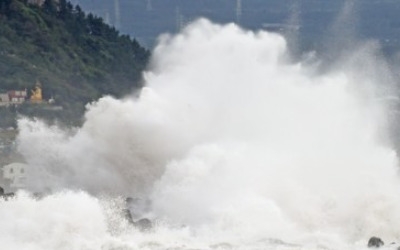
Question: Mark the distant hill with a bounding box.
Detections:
[0,0,150,127]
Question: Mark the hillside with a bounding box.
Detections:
[0,0,150,127]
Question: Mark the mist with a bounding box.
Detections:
[12,16,400,247]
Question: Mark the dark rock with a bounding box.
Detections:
[2,192,15,200]
[125,196,151,218]
[32,192,45,200]
[0,193,14,201]
[123,208,134,224]
[123,196,153,231]
[368,237,384,248]
[134,218,152,231]
[0,186,16,200]
[125,197,134,204]
[0,186,14,201]
[123,197,134,224]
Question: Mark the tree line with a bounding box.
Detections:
[0,0,150,127]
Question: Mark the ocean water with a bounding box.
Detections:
[2,19,400,250]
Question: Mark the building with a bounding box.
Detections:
[0,94,10,106]
[30,81,43,103]
[0,82,57,106]
[1,162,28,192]
[8,90,27,104]
[0,89,27,106]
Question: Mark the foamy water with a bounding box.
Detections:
[3,19,400,250]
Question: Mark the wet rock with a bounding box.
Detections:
[2,192,15,200]
[123,196,153,231]
[126,196,151,218]
[134,218,153,231]
[368,237,384,248]
[125,197,134,204]
[0,187,15,200]
[123,208,134,224]
[32,192,45,200]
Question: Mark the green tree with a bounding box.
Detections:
[43,0,56,14]
[0,0,150,126]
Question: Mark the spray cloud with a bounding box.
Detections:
[14,18,400,245]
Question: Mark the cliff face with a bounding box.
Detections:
[0,0,150,126]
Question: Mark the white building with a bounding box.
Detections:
[0,93,10,106]
[0,89,27,106]
[2,163,28,191]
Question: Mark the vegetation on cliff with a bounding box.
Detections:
[0,0,150,126]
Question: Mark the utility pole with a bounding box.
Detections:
[104,11,110,25]
[114,0,121,30]
[236,0,242,24]
[176,7,183,31]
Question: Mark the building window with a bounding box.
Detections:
[20,168,24,174]
[10,168,13,174]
